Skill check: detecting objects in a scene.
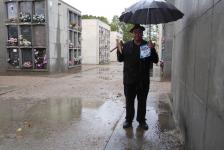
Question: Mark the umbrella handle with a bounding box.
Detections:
[110,46,117,52]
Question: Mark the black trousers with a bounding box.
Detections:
[124,83,149,123]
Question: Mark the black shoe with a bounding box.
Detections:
[138,122,148,130]
[123,121,132,129]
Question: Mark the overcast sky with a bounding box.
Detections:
[63,0,139,22]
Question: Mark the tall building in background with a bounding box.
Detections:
[82,19,110,65]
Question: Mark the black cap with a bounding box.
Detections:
[129,24,145,33]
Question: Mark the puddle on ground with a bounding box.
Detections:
[97,68,112,80]
[0,97,104,140]
[0,86,16,95]
[98,75,112,80]
[73,67,119,81]
[158,112,175,132]
[110,93,184,150]
[98,68,110,72]
[157,101,175,132]
[73,75,82,78]
[146,95,182,149]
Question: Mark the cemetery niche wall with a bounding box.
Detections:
[1,0,82,73]
[5,0,47,71]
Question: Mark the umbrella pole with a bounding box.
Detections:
[145,7,151,41]
[147,23,153,48]
[148,24,151,41]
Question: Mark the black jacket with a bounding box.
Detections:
[117,40,158,85]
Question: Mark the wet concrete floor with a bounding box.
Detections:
[0,62,185,150]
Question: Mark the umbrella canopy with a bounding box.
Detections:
[119,0,184,24]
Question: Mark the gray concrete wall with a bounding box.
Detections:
[48,0,61,72]
[0,0,81,73]
[162,0,175,80]
[162,23,173,80]
[0,1,6,72]
[48,0,81,72]
[82,19,110,65]
[58,0,70,72]
[171,0,224,149]
[82,19,98,64]
[165,0,176,92]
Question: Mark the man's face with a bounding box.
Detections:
[133,29,143,42]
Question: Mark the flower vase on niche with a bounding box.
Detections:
[33,14,45,23]
[19,35,31,47]
[7,38,18,46]
[19,12,31,22]
[34,49,47,69]
[23,61,32,69]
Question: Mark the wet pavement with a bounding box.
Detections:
[0,62,185,150]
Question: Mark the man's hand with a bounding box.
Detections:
[148,40,154,48]
[117,39,123,54]
[120,40,124,48]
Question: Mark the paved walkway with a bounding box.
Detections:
[0,62,184,150]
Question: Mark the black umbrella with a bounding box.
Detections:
[119,0,184,24]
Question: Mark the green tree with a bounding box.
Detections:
[110,15,120,31]
[110,15,133,42]
[81,15,109,25]
[97,16,109,25]
[121,24,133,42]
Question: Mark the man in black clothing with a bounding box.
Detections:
[117,24,158,130]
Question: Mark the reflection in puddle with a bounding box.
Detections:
[0,97,105,140]
[105,94,184,150]
[73,75,82,78]
[135,127,145,139]
[157,101,175,132]
[98,76,112,80]
[76,68,113,80]
[98,68,110,72]
[144,97,177,135]
[158,100,170,112]
[158,113,175,132]
[82,99,104,108]
[98,68,112,80]
[125,128,134,139]
[0,86,16,95]
[138,94,183,149]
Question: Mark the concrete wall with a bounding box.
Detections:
[82,19,110,64]
[48,0,81,72]
[82,19,98,64]
[162,0,175,81]
[110,31,123,62]
[57,0,68,72]
[0,1,6,72]
[171,0,224,149]
[0,0,80,73]
[47,0,60,72]
[162,22,173,80]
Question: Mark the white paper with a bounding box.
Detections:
[140,44,151,59]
